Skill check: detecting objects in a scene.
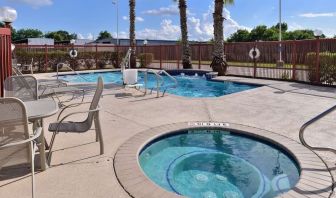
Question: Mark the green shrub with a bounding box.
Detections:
[306,52,336,84]
[138,53,154,68]
[15,49,127,72]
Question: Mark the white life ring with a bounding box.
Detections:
[249,48,260,59]
[69,49,78,58]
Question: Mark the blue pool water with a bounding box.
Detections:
[59,71,260,98]
[139,130,300,198]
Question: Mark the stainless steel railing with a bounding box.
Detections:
[144,69,164,98]
[56,63,90,82]
[158,70,178,96]
[299,104,336,154]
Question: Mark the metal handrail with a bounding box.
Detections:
[158,70,178,96]
[56,63,90,82]
[144,69,164,98]
[299,104,336,154]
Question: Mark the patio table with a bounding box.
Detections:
[25,98,59,171]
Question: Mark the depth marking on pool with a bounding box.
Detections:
[188,122,230,127]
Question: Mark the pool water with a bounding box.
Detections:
[59,71,260,98]
[139,130,300,198]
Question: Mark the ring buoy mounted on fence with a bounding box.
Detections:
[69,49,78,58]
[249,47,260,59]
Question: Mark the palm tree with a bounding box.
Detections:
[175,0,192,69]
[129,0,136,68]
[212,0,234,75]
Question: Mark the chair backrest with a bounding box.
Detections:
[123,69,138,85]
[0,98,30,170]
[86,77,104,124]
[4,75,38,101]
[12,64,23,76]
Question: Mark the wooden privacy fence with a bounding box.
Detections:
[13,38,336,85]
[0,28,12,97]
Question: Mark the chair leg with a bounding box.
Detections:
[47,132,58,164]
[31,142,35,198]
[94,112,104,155]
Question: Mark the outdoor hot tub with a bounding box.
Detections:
[113,122,332,198]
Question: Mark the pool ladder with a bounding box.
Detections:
[144,69,178,97]
[299,104,336,154]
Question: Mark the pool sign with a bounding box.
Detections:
[189,122,230,127]
[249,47,260,59]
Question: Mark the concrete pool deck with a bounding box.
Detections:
[0,74,335,197]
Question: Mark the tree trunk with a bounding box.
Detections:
[178,0,192,69]
[212,0,228,76]
[129,0,136,68]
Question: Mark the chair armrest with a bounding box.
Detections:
[54,108,101,132]
[0,127,42,148]
[57,102,92,121]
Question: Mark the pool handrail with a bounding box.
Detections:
[158,70,178,96]
[56,63,90,82]
[299,104,336,154]
[144,69,164,98]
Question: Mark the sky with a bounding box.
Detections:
[0,0,335,41]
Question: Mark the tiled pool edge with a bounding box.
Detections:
[114,122,333,198]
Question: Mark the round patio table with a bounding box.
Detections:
[24,98,59,171]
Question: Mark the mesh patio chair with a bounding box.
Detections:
[5,74,85,106]
[0,98,42,198]
[12,65,68,87]
[4,75,38,102]
[47,77,104,163]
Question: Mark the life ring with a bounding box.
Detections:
[249,48,260,59]
[69,49,78,58]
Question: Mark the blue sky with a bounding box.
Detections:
[0,0,335,40]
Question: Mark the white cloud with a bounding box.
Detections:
[299,12,336,18]
[142,5,179,16]
[87,33,94,40]
[8,0,53,8]
[287,22,336,37]
[122,16,144,22]
[186,3,250,41]
[77,33,94,40]
[142,4,194,17]
[116,3,249,41]
[137,19,180,40]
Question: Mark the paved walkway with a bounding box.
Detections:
[1,76,335,197]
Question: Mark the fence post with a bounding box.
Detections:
[198,43,201,70]
[44,44,48,72]
[0,28,12,97]
[95,44,98,68]
[160,45,162,70]
[292,41,297,80]
[315,38,321,84]
[176,45,180,69]
[253,42,257,78]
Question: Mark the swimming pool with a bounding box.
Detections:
[59,71,260,98]
[139,129,300,198]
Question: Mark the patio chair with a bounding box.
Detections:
[12,64,68,87]
[4,75,85,106]
[47,77,104,164]
[0,98,42,198]
[4,75,38,102]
